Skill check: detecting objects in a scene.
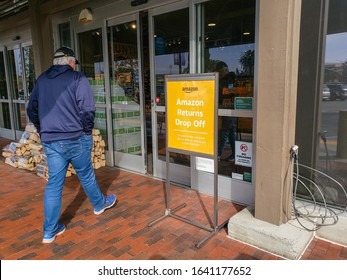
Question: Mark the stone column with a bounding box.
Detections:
[255,0,302,225]
[29,0,54,76]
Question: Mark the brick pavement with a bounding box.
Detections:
[0,137,346,260]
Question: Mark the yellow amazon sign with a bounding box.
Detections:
[167,79,216,155]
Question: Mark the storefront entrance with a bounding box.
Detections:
[76,4,193,186]
[73,0,257,203]
[77,14,147,174]
[0,44,35,140]
[107,15,146,173]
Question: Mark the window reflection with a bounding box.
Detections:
[320,30,347,181]
[23,45,35,97]
[0,51,8,99]
[108,22,140,105]
[317,0,347,209]
[200,0,255,181]
[153,8,191,166]
[1,103,11,129]
[218,116,252,180]
[14,103,26,130]
[7,48,23,100]
[78,28,108,148]
[107,21,142,155]
[78,28,105,104]
[201,0,255,109]
[154,9,189,106]
[59,22,72,48]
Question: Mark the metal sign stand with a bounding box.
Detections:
[147,73,229,248]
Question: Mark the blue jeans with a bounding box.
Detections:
[42,134,105,234]
[218,117,236,157]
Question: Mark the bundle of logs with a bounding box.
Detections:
[2,124,106,180]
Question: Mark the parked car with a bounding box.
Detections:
[342,84,347,99]
[322,84,330,101]
[326,83,347,101]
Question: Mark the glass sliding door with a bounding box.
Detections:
[150,4,191,186]
[7,46,26,134]
[194,0,256,204]
[2,43,35,139]
[295,0,346,211]
[78,27,108,149]
[107,14,146,173]
[77,27,115,171]
[76,15,146,174]
[0,48,13,137]
[318,0,347,209]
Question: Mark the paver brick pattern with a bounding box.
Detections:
[0,137,346,260]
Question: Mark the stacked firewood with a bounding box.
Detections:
[2,124,44,172]
[91,128,106,169]
[2,124,106,180]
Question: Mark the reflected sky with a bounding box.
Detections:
[210,44,255,73]
[154,32,346,75]
[325,32,347,63]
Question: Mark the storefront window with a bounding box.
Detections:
[199,0,255,181]
[5,45,32,132]
[154,8,189,106]
[200,0,255,109]
[318,0,347,207]
[0,45,34,132]
[78,28,108,147]
[59,22,72,48]
[296,0,346,210]
[153,8,191,166]
[78,28,103,82]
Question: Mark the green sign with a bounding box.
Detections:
[243,172,252,182]
[235,97,253,110]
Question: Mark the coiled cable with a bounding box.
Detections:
[291,146,347,231]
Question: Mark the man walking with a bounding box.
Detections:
[27,47,116,243]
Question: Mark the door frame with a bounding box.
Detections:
[107,13,147,174]
[0,46,15,139]
[0,43,32,140]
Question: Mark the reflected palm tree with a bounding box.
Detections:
[239,50,254,76]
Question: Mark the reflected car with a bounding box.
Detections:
[326,83,347,101]
[322,84,330,101]
[342,84,347,99]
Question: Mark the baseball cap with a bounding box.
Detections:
[54,47,80,64]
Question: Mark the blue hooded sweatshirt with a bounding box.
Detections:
[27,64,95,143]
